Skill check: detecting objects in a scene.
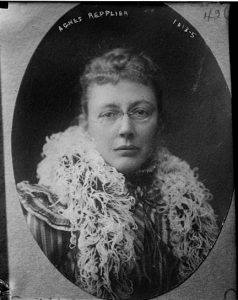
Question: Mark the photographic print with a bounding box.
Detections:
[0,2,235,300]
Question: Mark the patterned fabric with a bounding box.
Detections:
[125,177,180,298]
[19,183,71,230]
[23,211,70,267]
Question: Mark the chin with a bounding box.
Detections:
[113,160,142,175]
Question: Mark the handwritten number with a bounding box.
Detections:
[224,5,229,20]
[215,9,220,18]
[172,19,195,39]
[204,9,212,21]
[204,7,228,21]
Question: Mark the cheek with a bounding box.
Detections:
[87,120,102,140]
[138,121,158,144]
[88,124,114,151]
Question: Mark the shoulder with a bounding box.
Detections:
[17,181,71,264]
[17,181,71,231]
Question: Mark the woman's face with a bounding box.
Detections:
[85,80,159,174]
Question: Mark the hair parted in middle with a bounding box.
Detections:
[80,48,165,117]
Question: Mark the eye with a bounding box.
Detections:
[99,111,119,119]
[131,108,151,120]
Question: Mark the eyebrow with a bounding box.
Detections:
[100,100,156,110]
[128,100,155,109]
[100,104,120,110]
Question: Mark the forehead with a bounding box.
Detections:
[86,80,157,109]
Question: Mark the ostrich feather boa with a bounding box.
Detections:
[155,150,219,278]
[36,126,137,298]
[22,126,218,298]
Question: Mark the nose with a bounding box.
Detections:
[118,114,135,138]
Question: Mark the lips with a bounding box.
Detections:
[114,145,139,151]
[114,145,140,157]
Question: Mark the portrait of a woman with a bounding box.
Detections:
[17,48,219,300]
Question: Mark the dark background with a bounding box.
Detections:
[12,3,233,226]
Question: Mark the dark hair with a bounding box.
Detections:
[80,48,164,117]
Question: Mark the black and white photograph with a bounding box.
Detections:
[0,2,235,300]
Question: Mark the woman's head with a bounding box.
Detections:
[79,48,164,174]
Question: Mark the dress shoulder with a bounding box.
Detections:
[17,181,71,268]
[17,181,71,231]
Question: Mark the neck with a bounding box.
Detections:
[124,159,158,187]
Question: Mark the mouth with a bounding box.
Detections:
[114,145,139,151]
[114,145,140,157]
